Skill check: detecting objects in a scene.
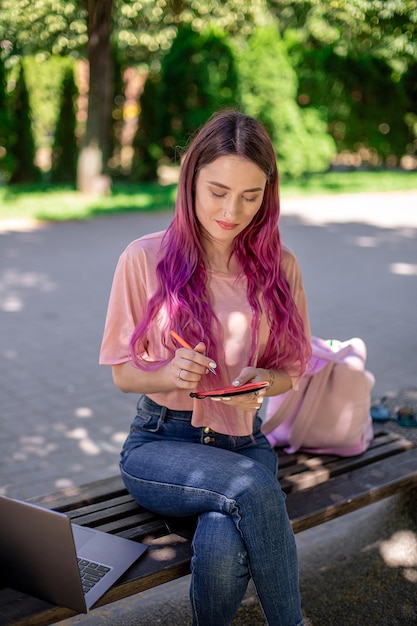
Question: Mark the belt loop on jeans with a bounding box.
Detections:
[159,404,167,424]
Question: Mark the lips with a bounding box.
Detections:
[216,221,239,230]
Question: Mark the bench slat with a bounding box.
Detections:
[66,493,135,516]
[67,501,153,527]
[32,476,127,513]
[280,433,414,492]
[287,446,417,533]
[277,430,408,468]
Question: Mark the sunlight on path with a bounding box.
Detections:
[281,190,417,228]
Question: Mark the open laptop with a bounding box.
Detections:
[0,495,147,613]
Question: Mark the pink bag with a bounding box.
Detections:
[261,337,375,456]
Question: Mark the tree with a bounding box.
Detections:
[76,0,114,193]
[8,64,40,183]
[271,0,417,72]
[294,47,411,165]
[51,67,79,183]
[131,25,239,180]
[270,0,417,163]
[236,24,336,177]
[0,51,14,182]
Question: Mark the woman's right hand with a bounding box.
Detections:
[171,342,217,390]
[112,342,216,394]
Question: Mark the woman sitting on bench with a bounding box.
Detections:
[100,110,311,626]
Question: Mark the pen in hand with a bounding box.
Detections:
[169,330,217,375]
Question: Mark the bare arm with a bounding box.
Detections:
[112,342,217,394]
[261,368,292,396]
[231,367,292,396]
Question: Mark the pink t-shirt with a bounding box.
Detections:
[99,231,310,436]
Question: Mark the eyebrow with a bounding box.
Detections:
[206,180,264,193]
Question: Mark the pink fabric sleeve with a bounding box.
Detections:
[99,234,162,365]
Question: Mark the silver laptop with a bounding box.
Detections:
[0,495,147,613]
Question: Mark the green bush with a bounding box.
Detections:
[22,56,77,152]
[0,54,14,182]
[9,64,40,184]
[288,45,413,165]
[402,64,417,160]
[130,71,164,181]
[236,24,336,178]
[51,67,79,184]
[131,25,239,181]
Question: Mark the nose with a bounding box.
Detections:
[223,195,240,219]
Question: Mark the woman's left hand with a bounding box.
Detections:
[213,367,267,411]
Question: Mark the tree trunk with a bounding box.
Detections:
[77,0,114,193]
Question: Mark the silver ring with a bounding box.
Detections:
[177,369,184,381]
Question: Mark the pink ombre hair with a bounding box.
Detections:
[130,109,311,376]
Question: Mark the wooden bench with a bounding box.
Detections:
[2,429,417,626]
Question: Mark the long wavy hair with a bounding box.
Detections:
[130,109,310,376]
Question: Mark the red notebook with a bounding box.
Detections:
[190,381,269,399]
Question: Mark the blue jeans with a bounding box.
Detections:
[120,395,304,626]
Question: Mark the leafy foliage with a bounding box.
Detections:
[22,56,75,150]
[273,0,417,164]
[296,48,411,164]
[0,0,416,183]
[130,71,164,181]
[273,0,417,74]
[0,0,267,63]
[0,0,88,59]
[131,25,239,180]
[8,65,40,183]
[0,53,14,181]
[236,24,336,178]
[113,0,268,63]
[51,66,79,183]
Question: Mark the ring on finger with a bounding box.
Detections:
[177,369,185,381]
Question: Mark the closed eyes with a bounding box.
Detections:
[211,191,258,203]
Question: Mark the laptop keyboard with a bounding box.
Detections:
[77,558,111,594]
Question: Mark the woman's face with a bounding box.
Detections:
[194,155,267,248]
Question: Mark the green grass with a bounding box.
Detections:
[280,169,417,197]
[0,170,416,222]
[0,181,178,222]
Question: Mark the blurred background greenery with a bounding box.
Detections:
[0,0,416,218]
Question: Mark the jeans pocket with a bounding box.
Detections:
[131,408,162,433]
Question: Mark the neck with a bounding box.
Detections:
[206,252,238,274]
[203,235,237,273]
